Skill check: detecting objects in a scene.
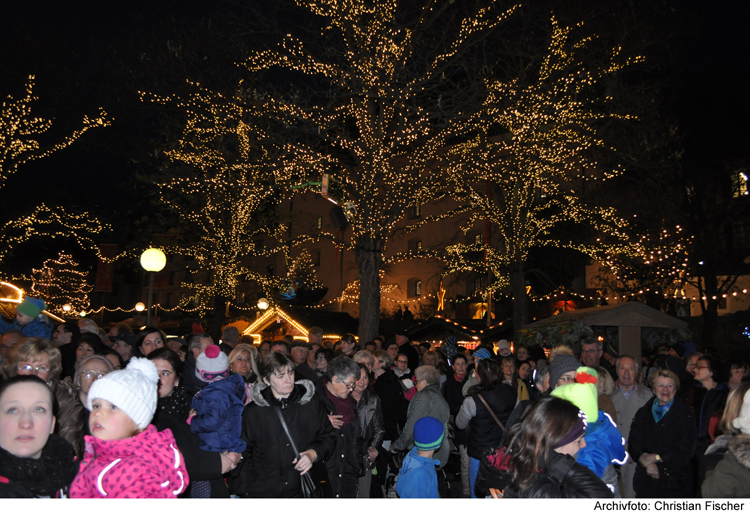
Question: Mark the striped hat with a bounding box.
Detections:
[413,416,444,451]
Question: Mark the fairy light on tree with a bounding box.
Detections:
[31,252,93,315]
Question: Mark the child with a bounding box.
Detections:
[395,416,442,498]
[0,296,52,340]
[189,344,246,454]
[69,358,189,498]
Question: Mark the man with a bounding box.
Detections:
[77,318,99,336]
[105,322,132,347]
[270,340,291,355]
[0,329,24,364]
[53,322,81,379]
[364,341,377,352]
[580,337,617,381]
[685,351,700,378]
[290,339,317,383]
[395,333,419,373]
[183,333,214,397]
[372,336,384,351]
[422,350,446,388]
[308,326,324,346]
[609,355,652,498]
[110,332,137,364]
[220,325,240,354]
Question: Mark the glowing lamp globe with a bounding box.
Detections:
[257,298,269,310]
[140,248,167,273]
[62,304,72,312]
[135,302,146,312]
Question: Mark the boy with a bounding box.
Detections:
[395,416,442,498]
[0,297,52,340]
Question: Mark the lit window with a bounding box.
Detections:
[415,280,422,296]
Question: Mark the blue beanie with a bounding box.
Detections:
[414,416,444,451]
[473,348,491,361]
[16,297,46,319]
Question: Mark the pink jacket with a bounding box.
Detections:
[70,425,189,498]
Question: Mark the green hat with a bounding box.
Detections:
[16,297,46,319]
[551,366,599,423]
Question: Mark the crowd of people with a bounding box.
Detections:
[1,296,749,499]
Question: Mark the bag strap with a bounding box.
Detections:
[477,393,505,432]
[274,405,301,456]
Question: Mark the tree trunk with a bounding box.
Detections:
[510,260,530,339]
[212,294,226,344]
[356,235,383,342]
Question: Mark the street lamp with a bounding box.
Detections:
[257,298,269,310]
[135,302,146,312]
[140,248,167,326]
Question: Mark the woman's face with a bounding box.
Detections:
[340,340,355,355]
[76,342,95,363]
[265,366,295,399]
[653,376,677,406]
[330,375,356,399]
[152,358,179,398]
[395,355,409,370]
[502,360,515,380]
[453,358,468,377]
[518,363,530,380]
[353,368,369,395]
[231,352,252,377]
[315,352,329,372]
[730,366,747,385]
[78,360,111,396]
[516,348,528,361]
[387,344,399,360]
[16,353,51,383]
[140,332,164,356]
[0,383,55,459]
[372,357,384,374]
[554,434,586,458]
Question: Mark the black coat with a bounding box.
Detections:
[693,384,729,455]
[475,448,613,498]
[442,373,469,445]
[628,395,697,498]
[467,384,516,460]
[317,383,364,498]
[373,369,407,441]
[235,380,336,498]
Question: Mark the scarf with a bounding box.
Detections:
[652,398,673,423]
[325,385,357,426]
[0,434,79,497]
[453,373,467,383]
[155,384,191,421]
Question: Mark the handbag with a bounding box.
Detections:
[273,406,324,498]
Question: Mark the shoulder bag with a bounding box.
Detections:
[273,405,324,498]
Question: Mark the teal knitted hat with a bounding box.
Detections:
[414,416,444,451]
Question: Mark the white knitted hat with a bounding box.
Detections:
[196,344,229,382]
[87,357,159,430]
[733,389,750,435]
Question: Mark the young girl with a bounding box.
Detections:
[69,358,189,498]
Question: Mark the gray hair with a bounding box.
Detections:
[78,318,99,335]
[222,325,240,342]
[328,356,361,383]
[373,350,392,369]
[415,365,440,386]
[616,355,640,375]
[353,350,374,366]
[188,333,212,353]
[580,337,602,352]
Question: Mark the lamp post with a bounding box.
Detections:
[140,248,167,326]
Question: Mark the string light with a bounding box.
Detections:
[31,252,93,315]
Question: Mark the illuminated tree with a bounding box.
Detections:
[241,0,520,340]
[142,82,288,338]
[31,252,93,315]
[426,17,647,335]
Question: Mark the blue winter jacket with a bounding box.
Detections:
[577,410,628,478]
[395,447,440,498]
[0,317,53,340]
[190,373,247,453]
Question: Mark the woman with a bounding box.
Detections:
[235,352,336,498]
[73,355,114,435]
[371,350,407,446]
[147,348,190,421]
[135,326,167,358]
[692,354,729,456]
[339,333,357,357]
[385,341,400,362]
[316,356,363,497]
[456,359,517,498]
[314,347,335,381]
[474,397,613,498]
[728,361,749,391]
[594,366,618,423]
[351,363,385,498]
[393,352,417,401]
[501,356,529,401]
[74,332,107,370]
[628,369,697,497]
[442,353,471,497]
[702,383,750,497]
[0,376,79,497]
[1,337,85,458]
[700,382,750,485]
[228,344,259,403]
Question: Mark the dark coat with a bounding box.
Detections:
[153,411,230,498]
[693,384,729,455]
[0,434,78,498]
[50,379,85,459]
[190,373,247,452]
[317,383,364,498]
[355,388,385,453]
[467,384,517,460]
[702,435,750,498]
[442,373,469,445]
[628,395,697,498]
[475,447,613,498]
[399,342,420,373]
[373,368,407,440]
[235,380,336,498]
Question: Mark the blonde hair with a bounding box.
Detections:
[648,369,680,391]
[594,366,616,396]
[548,345,574,363]
[228,343,259,376]
[2,337,62,380]
[719,382,750,436]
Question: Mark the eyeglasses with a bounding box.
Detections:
[81,370,106,380]
[396,359,408,364]
[559,375,576,383]
[17,364,50,374]
[337,379,356,390]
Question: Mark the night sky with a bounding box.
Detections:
[1,0,749,278]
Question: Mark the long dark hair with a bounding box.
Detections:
[476,359,503,391]
[502,397,584,492]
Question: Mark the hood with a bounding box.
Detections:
[207,372,246,398]
[728,435,750,470]
[400,447,440,476]
[84,425,188,496]
[250,379,316,407]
